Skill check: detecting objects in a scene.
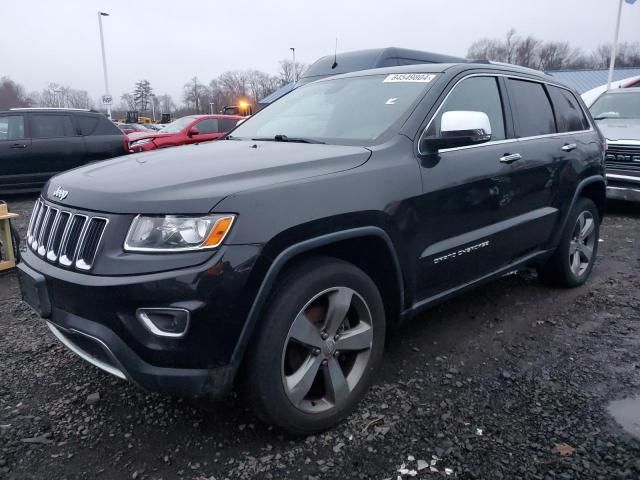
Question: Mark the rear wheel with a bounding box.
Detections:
[245,256,385,435]
[538,197,599,287]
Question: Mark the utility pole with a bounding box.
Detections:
[290,47,296,82]
[98,11,112,119]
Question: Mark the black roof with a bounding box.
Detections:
[315,62,558,85]
[299,47,467,83]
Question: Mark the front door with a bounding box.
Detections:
[0,113,35,191]
[414,75,519,300]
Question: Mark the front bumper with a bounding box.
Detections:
[606,173,640,202]
[17,243,262,397]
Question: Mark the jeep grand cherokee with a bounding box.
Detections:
[18,63,606,434]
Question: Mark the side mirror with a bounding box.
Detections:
[421,111,492,152]
[188,127,200,137]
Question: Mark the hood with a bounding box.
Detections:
[127,131,171,141]
[44,140,371,214]
[595,118,640,142]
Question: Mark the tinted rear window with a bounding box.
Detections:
[548,86,589,132]
[508,79,556,137]
[31,114,75,138]
[93,117,123,135]
[77,115,99,135]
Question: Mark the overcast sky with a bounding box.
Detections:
[2,0,639,104]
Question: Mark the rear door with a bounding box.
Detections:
[79,114,127,162]
[28,112,86,178]
[0,113,34,190]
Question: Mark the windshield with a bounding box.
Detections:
[231,74,438,145]
[159,116,194,133]
[590,91,640,120]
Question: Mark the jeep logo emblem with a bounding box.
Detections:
[52,186,69,201]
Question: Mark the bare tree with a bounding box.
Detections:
[0,77,32,110]
[120,93,136,111]
[278,59,306,84]
[537,42,572,70]
[183,77,204,113]
[514,36,541,68]
[156,94,176,114]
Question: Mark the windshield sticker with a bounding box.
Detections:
[384,73,437,83]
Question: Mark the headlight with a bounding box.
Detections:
[130,138,154,147]
[124,214,235,252]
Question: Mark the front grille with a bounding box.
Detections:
[26,199,108,271]
[605,146,640,172]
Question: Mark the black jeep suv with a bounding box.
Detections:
[17,63,605,434]
[0,108,127,193]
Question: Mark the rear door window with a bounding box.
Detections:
[0,115,25,140]
[31,114,75,138]
[547,86,590,132]
[507,79,556,137]
[76,115,99,135]
[196,118,220,134]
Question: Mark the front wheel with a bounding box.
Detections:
[245,256,386,435]
[538,197,600,287]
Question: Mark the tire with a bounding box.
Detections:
[245,256,386,435]
[537,197,600,288]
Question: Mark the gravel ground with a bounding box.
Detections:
[1,195,639,480]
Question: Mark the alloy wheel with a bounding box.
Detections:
[281,286,373,413]
[569,210,596,277]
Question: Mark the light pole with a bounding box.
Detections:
[209,102,215,114]
[98,11,112,119]
[53,88,63,108]
[606,0,637,90]
[150,94,156,122]
[290,47,296,82]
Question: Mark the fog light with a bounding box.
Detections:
[136,308,190,338]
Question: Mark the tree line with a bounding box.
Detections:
[2,34,640,115]
[0,58,305,118]
[467,29,640,70]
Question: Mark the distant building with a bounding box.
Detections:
[546,67,640,93]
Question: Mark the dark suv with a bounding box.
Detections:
[17,63,605,434]
[0,108,127,193]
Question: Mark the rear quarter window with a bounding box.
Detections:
[548,86,590,132]
[507,79,556,137]
[93,117,124,135]
[76,115,99,135]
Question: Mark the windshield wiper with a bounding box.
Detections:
[252,134,325,144]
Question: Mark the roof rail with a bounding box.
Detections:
[9,107,91,111]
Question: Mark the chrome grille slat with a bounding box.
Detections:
[59,215,88,267]
[38,208,58,256]
[605,147,640,171]
[27,198,108,272]
[34,206,50,250]
[76,218,108,270]
[26,200,42,243]
[47,211,71,261]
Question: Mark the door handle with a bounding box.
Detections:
[561,143,577,152]
[10,143,27,149]
[499,153,522,164]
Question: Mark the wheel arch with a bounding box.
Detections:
[230,226,405,370]
[550,175,606,248]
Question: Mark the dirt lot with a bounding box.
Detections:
[1,195,639,480]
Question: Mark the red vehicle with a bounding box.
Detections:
[115,123,154,135]
[128,115,243,152]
